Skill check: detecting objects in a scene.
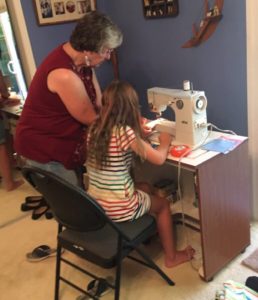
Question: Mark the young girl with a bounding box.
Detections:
[86,80,194,268]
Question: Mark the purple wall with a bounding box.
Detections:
[21,0,247,135]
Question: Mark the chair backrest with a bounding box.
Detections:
[21,166,108,232]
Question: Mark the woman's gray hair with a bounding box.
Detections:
[70,11,123,53]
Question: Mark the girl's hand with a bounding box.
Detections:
[140,117,153,136]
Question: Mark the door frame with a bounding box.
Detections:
[5,0,36,85]
[246,0,258,220]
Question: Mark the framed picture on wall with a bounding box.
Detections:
[33,0,96,26]
[143,0,179,19]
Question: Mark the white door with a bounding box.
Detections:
[0,4,27,101]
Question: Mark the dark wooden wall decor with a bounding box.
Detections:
[182,0,224,48]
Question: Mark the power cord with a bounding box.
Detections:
[206,122,237,136]
[176,131,211,271]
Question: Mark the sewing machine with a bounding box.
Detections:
[147,87,208,147]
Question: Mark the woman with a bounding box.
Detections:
[15,11,123,186]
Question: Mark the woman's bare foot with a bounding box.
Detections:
[165,245,195,268]
[6,179,24,192]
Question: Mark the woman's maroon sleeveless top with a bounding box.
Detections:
[15,44,97,169]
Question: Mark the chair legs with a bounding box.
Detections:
[132,246,175,286]
[114,235,123,300]
[54,243,62,300]
[53,228,173,300]
[54,225,63,300]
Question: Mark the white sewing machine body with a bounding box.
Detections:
[147,87,208,147]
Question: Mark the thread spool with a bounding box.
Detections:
[183,80,190,91]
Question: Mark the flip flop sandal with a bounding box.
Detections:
[20,199,46,212]
[31,204,50,220]
[76,277,113,299]
[26,245,57,262]
[25,196,44,204]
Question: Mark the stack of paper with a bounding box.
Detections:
[201,136,243,154]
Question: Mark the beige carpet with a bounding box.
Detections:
[0,173,258,299]
[0,172,40,228]
[242,248,258,273]
[0,216,257,300]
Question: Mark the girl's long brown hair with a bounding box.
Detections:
[87,80,144,167]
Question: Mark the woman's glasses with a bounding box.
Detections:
[99,48,114,58]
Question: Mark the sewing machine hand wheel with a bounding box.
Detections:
[194,96,207,114]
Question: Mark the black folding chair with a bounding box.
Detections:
[22,166,174,300]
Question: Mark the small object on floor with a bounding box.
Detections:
[45,209,53,219]
[224,279,258,299]
[242,248,258,272]
[215,290,225,300]
[245,276,258,293]
[76,277,113,300]
[25,195,44,204]
[21,197,47,212]
[21,196,52,220]
[21,199,44,212]
[26,245,57,262]
[31,204,50,220]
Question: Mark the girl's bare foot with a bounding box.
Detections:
[165,245,195,268]
[6,179,24,192]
